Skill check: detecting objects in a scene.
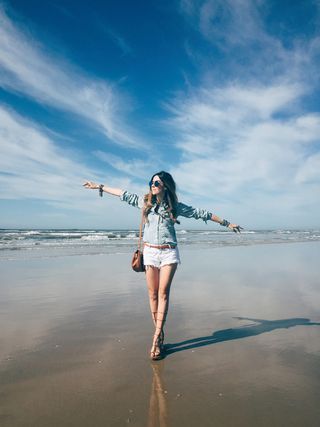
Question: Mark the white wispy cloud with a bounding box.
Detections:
[94,150,164,182]
[295,152,320,184]
[180,0,274,48]
[198,0,266,47]
[166,81,320,219]
[106,28,133,57]
[180,0,320,84]
[0,6,143,148]
[0,104,148,228]
[0,105,149,228]
[0,104,94,201]
[89,74,320,227]
[0,105,133,212]
[167,1,320,227]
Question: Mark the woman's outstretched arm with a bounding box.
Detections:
[83,182,143,209]
[177,202,242,233]
[210,214,242,233]
[83,181,123,197]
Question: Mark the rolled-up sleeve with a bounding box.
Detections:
[120,191,143,209]
[177,202,212,223]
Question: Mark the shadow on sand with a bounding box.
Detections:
[164,317,320,357]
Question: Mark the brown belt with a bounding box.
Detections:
[144,243,177,249]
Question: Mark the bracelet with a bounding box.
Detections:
[99,184,104,197]
[220,219,230,227]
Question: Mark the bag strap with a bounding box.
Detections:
[137,208,144,251]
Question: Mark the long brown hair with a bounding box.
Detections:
[143,171,180,224]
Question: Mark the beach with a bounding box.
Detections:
[1,240,320,426]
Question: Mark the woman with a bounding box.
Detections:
[83,171,242,360]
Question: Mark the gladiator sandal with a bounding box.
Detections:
[157,312,167,350]
[150,312,167,360]
[151,312,165,344]
[150,328,163,361]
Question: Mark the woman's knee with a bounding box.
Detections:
[148,291,158,302]
[158,291,169,303]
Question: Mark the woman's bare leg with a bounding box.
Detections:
[145,266,160,326]
[152,263,177,358]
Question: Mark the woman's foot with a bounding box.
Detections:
[159,329,164,349]
[150,331,163,360]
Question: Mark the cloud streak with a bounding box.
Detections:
[94,150,165,182]
[165,1,320,227]
[180,0,320,85]
[167,81,320,217]
[0,6,143,148]
[0,104,95,202]
[0,104,146,229]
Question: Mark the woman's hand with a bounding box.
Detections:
[228,224,243,233]
[83,181,99,190]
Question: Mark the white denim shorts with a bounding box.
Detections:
[143,245,181,269]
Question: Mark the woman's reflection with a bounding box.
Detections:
[148,362,168,427]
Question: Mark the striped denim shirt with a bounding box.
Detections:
[120,191,212,246]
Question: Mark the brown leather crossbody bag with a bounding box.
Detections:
[131,209,145,272]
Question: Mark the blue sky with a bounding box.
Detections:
[0,0,320,229]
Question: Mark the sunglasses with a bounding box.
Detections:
[149,180,162,188]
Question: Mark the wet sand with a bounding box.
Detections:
[1,242,320,426]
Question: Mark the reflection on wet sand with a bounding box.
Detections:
[1,243,320,426]
[148,363,168,427]
[165,317,320,356]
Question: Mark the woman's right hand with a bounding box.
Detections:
[83,181,99,190]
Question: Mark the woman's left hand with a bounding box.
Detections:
[228,224,243,233]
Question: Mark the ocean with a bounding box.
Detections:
[0,228,319,261]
